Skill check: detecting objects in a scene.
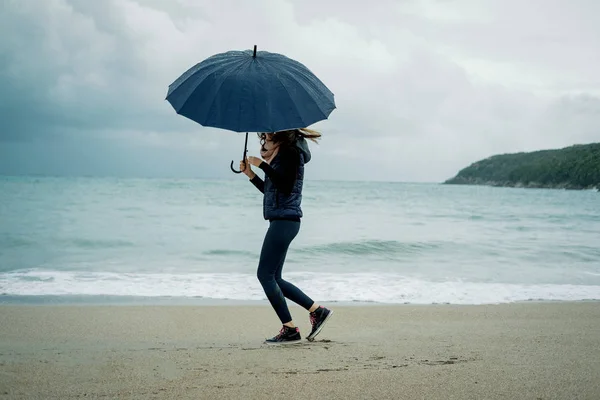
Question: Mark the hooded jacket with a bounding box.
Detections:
[250,136,312,221]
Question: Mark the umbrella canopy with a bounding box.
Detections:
[165,46,336,133]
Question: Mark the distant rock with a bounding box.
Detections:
[444,143,600,191]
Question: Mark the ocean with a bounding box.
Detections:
[1,176,599,305]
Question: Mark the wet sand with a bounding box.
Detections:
[1,302,599,399]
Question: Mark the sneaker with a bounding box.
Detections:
[307,306,333,341]
[265,325,302,345]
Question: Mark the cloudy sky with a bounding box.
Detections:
[1,0,599,182]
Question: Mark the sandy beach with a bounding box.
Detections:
[0,302,599,399]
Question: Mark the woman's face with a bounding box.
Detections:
[260,133,275,150]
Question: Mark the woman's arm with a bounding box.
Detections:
[241,159,264,194]
[249,174,264,193]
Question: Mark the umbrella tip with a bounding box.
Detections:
[253,45,257,57]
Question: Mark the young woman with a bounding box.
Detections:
[240,128,333,345]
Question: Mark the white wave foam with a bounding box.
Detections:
[2,270,600,304]
[582,271,600,277]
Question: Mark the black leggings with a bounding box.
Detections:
[256,219,314,324]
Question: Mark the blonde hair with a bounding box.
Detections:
[295,128,321,143]
[258,128,322,146]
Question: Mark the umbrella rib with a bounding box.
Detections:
[168,56,237,102]
[278,62,334,120]
[262,61,306,129]
[195,59,251,128]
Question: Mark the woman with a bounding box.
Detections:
[240,128,333,345]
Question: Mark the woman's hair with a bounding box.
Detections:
[257,128,321,148]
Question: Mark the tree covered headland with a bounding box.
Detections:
[444,143,600,190]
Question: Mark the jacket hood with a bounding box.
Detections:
[295,136,312,163]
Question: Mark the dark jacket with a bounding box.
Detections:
[250,137,312,221]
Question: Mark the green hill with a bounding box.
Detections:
[444,143,600,190]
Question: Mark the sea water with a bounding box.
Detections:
[1,176,599,304]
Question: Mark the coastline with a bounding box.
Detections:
[443,178,599,191]
[1,302,599,399]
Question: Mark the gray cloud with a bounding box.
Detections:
[1,0,599,181]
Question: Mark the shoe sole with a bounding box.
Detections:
[264,339,303,346]
[306,310,334,341]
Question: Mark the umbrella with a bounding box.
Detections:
[165,45,336,173]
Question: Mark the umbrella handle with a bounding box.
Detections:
[230,160,242,174]
[230,132,249,174]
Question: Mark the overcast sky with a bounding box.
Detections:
[1,0,599,182]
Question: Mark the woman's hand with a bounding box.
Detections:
[240,159,255,179]
[246,156,263,167]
